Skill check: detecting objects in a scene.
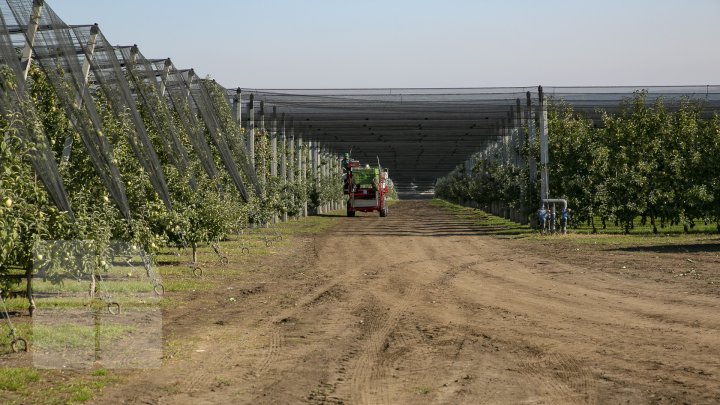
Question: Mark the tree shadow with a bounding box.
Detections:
[613,243,720,254]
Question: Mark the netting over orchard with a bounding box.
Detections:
[241,86,720,192]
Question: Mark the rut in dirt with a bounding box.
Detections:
[95,200,720,405]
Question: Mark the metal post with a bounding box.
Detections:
[538,86,550,202]
[21,0,44,80]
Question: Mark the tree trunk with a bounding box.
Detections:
[651,216,658,234]
[192,242,198,264]
[25,267,35,316]
[89,273,96,299]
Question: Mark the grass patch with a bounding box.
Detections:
[0,368,39,392]
[33,323,136,351]
[162,278,214,292]
[430,199,533,236]
[58,372,118,404]
[432,199,720,247]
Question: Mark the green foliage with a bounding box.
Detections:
[0,368,40,392]
[436,92,720,234]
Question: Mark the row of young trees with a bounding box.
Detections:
[0,60,342,290]
[435,92,720,233]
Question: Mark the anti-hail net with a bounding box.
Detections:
[0,5,74,220]
[210,82,261,197]
[118,46,194,187]
[187,74,249,201]
[4,0,131,219]
[161,64,219,182]
[72,25,172,211]
[244,86,720,191]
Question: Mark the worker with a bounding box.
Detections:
[537,205,547,234]
[561,207,571,234]
[341,153,351,173]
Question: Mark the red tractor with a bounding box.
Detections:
[343,157,390,217]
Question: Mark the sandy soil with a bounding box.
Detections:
[91,200,720,404]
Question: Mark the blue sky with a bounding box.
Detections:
[51,0,720,89]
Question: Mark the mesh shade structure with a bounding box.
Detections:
[161,63,219,183]
[194,79,260,198]
[208,81,261,196]
[0,5,74,220]
[186,73,250,201]
[118,46,194,188]
[72,25,172,211]
[243,87,720,192]
[4,0,131,219]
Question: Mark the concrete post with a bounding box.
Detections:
[259,101,266,185]
[281,114,288,222]
[62,23,100,163]
[289,120,295,184]
[298,136,307,217]
[312,141,319,214]
[246,94,255,167]
[322,150,329,213]
[21,0,44,80]
[271,106,278,178]
[158,58,172,97]
[81,25,100,86]
[281,114,287,184]
[538,86,550,202]
[526,92,537,191]
[517,98,528,225]
[232,88,241,125]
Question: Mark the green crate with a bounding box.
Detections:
[351,168,378,186]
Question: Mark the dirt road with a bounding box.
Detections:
[97,200,720,404]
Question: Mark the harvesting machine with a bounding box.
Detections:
[342,154,390,217]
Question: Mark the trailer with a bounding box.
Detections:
[343,157,390,217]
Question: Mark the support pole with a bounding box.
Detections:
[271,106,278,178]
[289,120,295,184]
[538,86,550,202]
[81,25,101,85]
[232,88,242,125]
[185,69,195,101]
[281,114,288,222]
[62,22,99,163]
[516,98,527,225]
[299,136,307,217]
[526,91,537,190]
[246,94,255,167]
[259,101,266,185]
[312,141,319,214]
[158,58,172,97]
[21,0,44,81]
